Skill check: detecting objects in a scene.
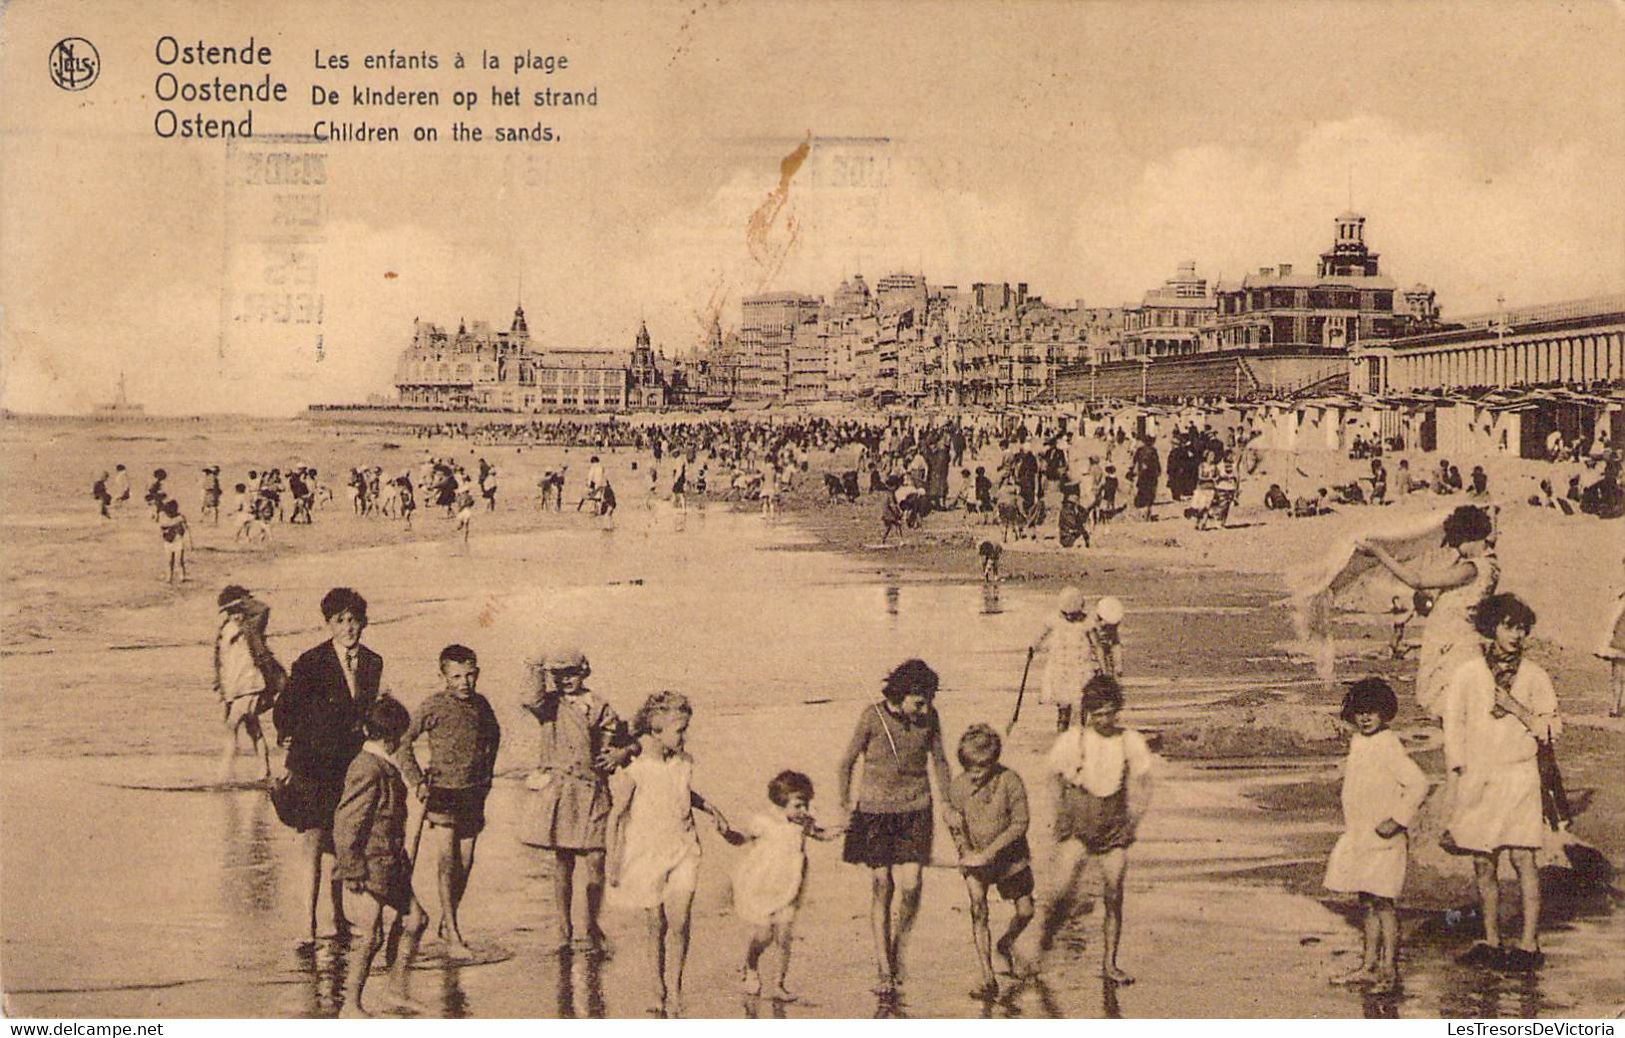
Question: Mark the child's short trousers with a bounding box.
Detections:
[962,836,1035,900]
[843,807,933,867]
[349,855,415,914]
[966,862,1035,901]
[1054,784,1133,854]
[425,785,489,838]
[222,695,267,735]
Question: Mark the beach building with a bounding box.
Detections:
[392,305,672,412]
[1120,262,1215,360]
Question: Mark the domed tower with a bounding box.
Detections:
[1319,210,1380,277]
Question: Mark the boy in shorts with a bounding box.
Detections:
[213,585,281,782]
[1039,674,1154,984]
[399,645,501,958]
[335,695,429,1016]
[945,724,1035,998]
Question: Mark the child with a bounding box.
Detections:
[836,659,952,994]
[1058,481,1090,548]
[93,472,112,519]
[734,770,838,1002]
[231,482,269,543]
[201,466,222,526]
[1099,465,1120,518]
[480,465,498,511]
[1094,596,1125,677]
[1039,674,1154,985]
[608,692,732,1018]
[996,478,1023,542]
[880,479,905,544]
[1323,678,1428,994]
[1030,587,1096,732]
[762,464,780,517]
[145,468,169,520]
[213,585,281,782]
[1263,483,1291,511]
[334,695,430,1017]
[978,539,1002,583]
[944,725,1035,999]
[518,646,639,951]
[399,645,502,958]
[1388,596,1415,660]
[111,464,131,509]
[396,474,416,529]
[158,499,191,584]
[454,486,476,546]
[1443,593,1560,971]
[974,466,994,519]
[671,460,688,511]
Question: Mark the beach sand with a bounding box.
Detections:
[2,415,1620,1018]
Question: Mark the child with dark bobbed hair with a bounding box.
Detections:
[733,770,838,1002]
[837,659,951,994]
[1323,678,1427,994]
[1359,504,1500,717]
[1442,591,1561,972]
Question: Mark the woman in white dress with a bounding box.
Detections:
[1358,505,1498,717]
[1442,593,1558,972]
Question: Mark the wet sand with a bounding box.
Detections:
[2,416,1621,1018]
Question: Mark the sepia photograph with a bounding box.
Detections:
[1,0,1622,1024]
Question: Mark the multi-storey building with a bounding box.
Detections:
[1206,212,1398,352]
[1119,261,1214,359]
[394,305,665,412]
[738,292,823,404]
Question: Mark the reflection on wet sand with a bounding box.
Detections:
[3,505,1619,1018]
[554,948,606,1019]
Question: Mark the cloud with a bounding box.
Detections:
[1071,116,1625,314]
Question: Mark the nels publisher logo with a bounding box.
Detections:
[49,37,100,91]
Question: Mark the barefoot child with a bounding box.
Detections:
[158,499,191,584]
[1039,674,1154,984]
[608,692,733,1017]
[1443,593,1561,972]
[734,770,838,1002]
[334,695,430,1017]
[518,646,639,952]
[213,585,282,782]
[399,645,501,958]
[945,725,1035,999]
[837,659,952,994]
[454,486,476,546]
[1324,678,1428,994]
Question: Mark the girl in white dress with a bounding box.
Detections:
[1442,593,1559,972]
[1323,678,1428,994]
[1030,587,1099,731]
[734,770,838,1002]
[607,692,733,1017]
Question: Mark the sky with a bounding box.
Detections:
[2,0,1623,414]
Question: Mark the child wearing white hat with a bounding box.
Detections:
[1030,587,1096,732]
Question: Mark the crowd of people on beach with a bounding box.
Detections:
[197,488,1614,1017]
